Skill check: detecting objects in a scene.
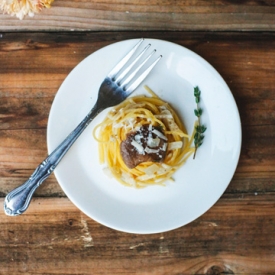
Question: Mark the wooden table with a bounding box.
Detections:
[1,1,275,274]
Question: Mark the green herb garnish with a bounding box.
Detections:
[193,86,206,159]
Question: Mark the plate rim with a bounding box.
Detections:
[47,38,242,234]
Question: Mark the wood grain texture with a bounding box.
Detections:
[1,31,275,274]
[1,31,275,197]
[0,0,275,31]
[1,196,275,274]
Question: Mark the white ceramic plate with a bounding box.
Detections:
[47,38,241,234]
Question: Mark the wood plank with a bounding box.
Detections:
[1,196,275,274]
[0,31,275,198]
[0,129,64,197]
[0,1,275,31]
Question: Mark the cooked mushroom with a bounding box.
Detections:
[120,124,167,169]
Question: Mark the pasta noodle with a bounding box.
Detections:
[93,86,194,188]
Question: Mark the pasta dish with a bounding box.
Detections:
[93,86,194,188]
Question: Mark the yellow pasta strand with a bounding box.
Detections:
[93,87,194,188]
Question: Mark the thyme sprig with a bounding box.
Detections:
[193,86,206,159]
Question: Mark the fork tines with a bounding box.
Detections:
[108,39,162,93]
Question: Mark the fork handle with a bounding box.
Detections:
[4,104,102,216]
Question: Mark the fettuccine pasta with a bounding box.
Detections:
[93,86,194,188]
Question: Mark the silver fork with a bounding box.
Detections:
[4,39,162,216]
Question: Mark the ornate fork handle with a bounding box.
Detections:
[4,39,161,216]
[4,103,102,216]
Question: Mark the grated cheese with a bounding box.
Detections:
[147,136,160,147]
[131,140,144,154]
[144,147,159,154]
[152,129,168,140]
[168,141,183,150]
[143,163,159,175]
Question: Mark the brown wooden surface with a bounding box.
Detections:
[0,31,275,274]
[1,196,275,274]
[0,0,275,31]
[1,1,275,274]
